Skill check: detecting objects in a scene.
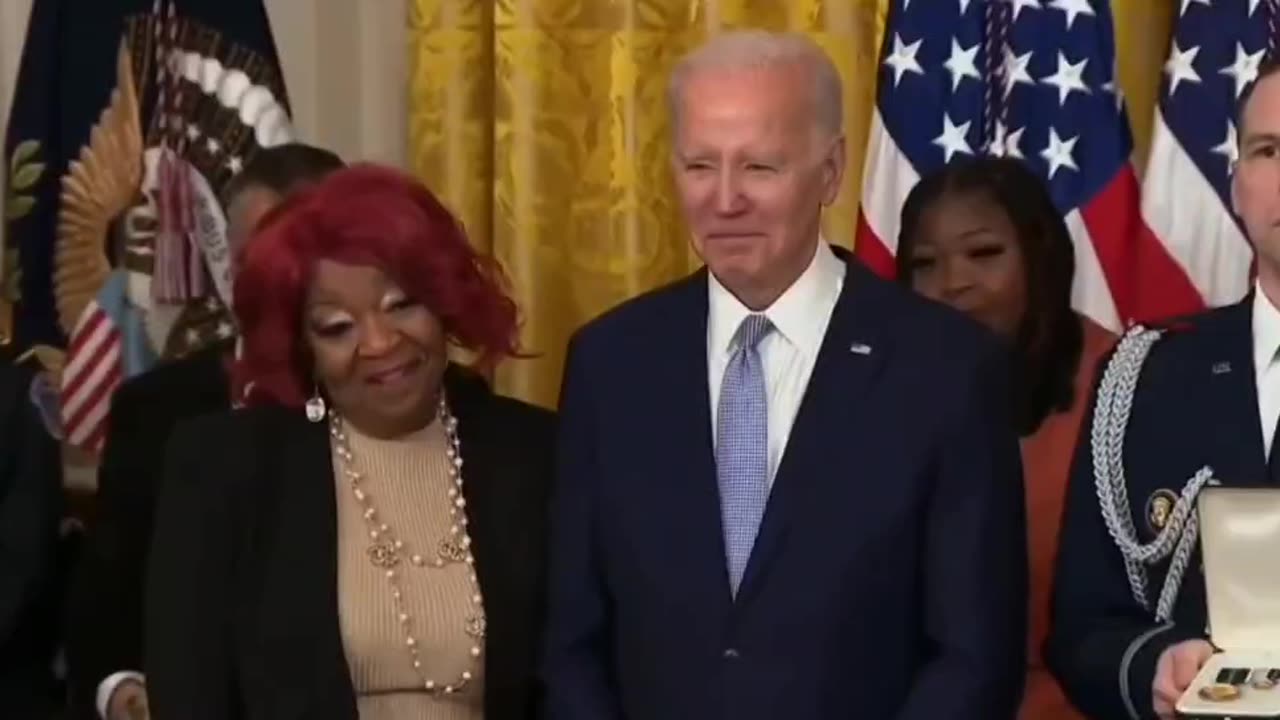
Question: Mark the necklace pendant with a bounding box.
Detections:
[367,541,401,569]
[465,614,486,639]
[438,538,468,563]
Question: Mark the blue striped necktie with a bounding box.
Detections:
[716,313,773,596]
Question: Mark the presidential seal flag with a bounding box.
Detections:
[1,0,294,455]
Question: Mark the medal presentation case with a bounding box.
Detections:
[1177,488,1280,718]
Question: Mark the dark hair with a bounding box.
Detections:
[1236,56,1280,138]
[231,163,521,408]
[896,155,1082,435]
[220,142,345,207]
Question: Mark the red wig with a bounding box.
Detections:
[231,163,520,407]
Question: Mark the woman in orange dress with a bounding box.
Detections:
[894,155,1114,720]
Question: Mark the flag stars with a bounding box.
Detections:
[883,33,924,87]
[1101,78,1124,112]
[1009,0,1041,21]
[1048,0,1095,30]
[1042,52,1092,105]
[1100,56,1124,112]
[934,113,973,162]
[1180,0,1212,16]
[1040,128,1079,179]
[1211,120,1239,167]
[1220,43,1265,99]
[944,38,981,91]
[1004,47,1035,98]
[989,122,1026,159]
[1164,42,1202,96]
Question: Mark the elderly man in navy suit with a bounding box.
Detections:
[543,30,1029,720]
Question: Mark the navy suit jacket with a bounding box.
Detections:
[1047,299,1260,720]
[544,250,1029,720]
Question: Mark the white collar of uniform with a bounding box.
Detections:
[1253,281,1280,373]
[707,238,845,357]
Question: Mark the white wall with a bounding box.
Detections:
[0,0,35,262]
[263,0,408,167]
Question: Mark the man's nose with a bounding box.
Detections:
[714,167,748,215]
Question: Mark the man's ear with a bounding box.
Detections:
[819,134,846,208]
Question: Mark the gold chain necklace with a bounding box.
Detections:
[328,394,485,696]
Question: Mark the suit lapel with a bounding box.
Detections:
[1202,299,1268,486]
[666,271,738,608]
[735,261,890,604]
[253,411,357,718]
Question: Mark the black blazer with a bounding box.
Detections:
[0,351,63,717]
[65,342,232,718]
[144,365,554,720]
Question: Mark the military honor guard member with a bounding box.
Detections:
[1047,59,1280,720]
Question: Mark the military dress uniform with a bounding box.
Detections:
[1047,293,1280,720]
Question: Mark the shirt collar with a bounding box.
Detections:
[707,239,845,356]
[1252,281,1280,373]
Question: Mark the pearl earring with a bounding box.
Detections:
[305,386,326,423]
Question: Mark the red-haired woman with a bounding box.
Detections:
[144,164,553,720]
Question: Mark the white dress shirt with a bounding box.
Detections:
[97,670,144,718]
[707,240,845,487]
[1253,283,1280,460]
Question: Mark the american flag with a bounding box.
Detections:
[855,0,1196,331]
[61,304,123,453]
[1139,0,1274,312]
[60,271,154,453]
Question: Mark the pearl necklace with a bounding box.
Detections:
[328,394,485,696]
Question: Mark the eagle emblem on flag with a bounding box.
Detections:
[11,1,293,455]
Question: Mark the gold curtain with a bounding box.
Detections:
[409,0,1174,409]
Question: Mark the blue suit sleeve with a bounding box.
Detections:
[895,340,1029,720]
[541,332,624,719]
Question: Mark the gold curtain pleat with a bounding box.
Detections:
[410,0,1175,409]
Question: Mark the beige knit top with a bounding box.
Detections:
[332,418,485,720]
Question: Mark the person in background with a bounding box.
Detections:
[543,30,1027,720]
[1047,58,1280,720]
[0,348,63,718]
[65,143,344,720]
[895,155,1114,720]
[145,164,554,720]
